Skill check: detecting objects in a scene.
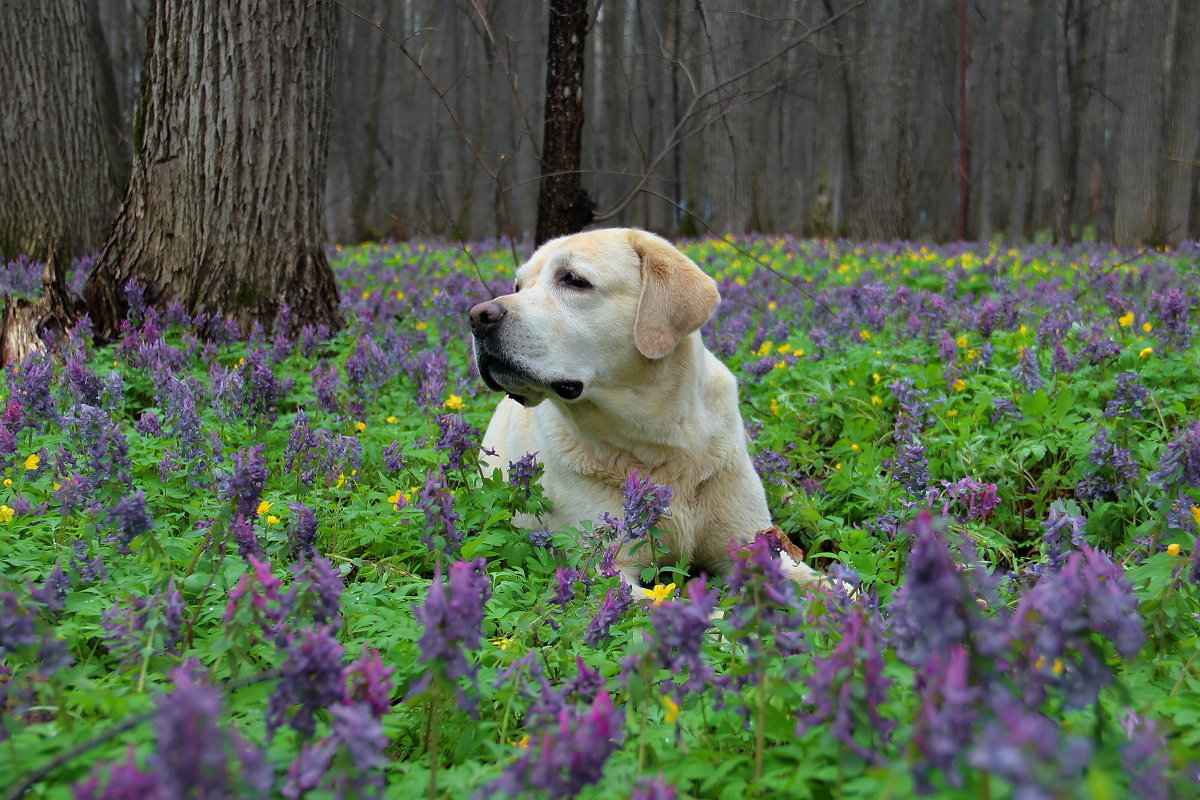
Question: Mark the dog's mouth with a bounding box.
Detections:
[475,350,584,406]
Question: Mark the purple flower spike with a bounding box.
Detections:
[411,559,491,709]
[267,626,347,737]
[221,444,268,517]
[344,644,395,718]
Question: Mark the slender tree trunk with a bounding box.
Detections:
[535,0,594,246]
[956,0,970,240]
[0,0,116,260]
[83,0,342,339]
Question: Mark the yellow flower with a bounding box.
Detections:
[238,357,246,366]
[385,415,398,424]
[872,395,883,407]
[858,329,871,340]
[1167,543,1181,557]
[850,443,860,451]
[1118,311,1134,327]
[1191,506,1200,528]
[53,482,61,491]
[336,473,347,489]
[872,373,881,384]
[355,421,367,433]
[517,735,531,750]
[387,489,405,510]
[0,505,12,523]
[774,361,786,370]
[1019,324,1028,334]
[491,637,514,651]
[769,397,780,416]
[1139,347,1153,359]
[415,321,428,331]
[361,290,371,300]
[796,348,805,357]
[767,301,778,312]
[256,501,273,516]
[2,479,9,487]
[848,380,855,387]
[24,454,39,471]
[1142,322,1153,332]
[642,583,676,605]
[953,378,966,392]
[444,394,464,411]
[662,694,681,724]
[777,343,791,355]
[756,340,773,357]
[267,515,280,525]
[956,335,968,347]
[834,462,841,471]
[948,409,958,417]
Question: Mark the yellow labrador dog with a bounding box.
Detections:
[469,228,826,589]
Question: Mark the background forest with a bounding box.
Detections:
[25,0,1200,245]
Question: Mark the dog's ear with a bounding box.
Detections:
[629,230,720,359]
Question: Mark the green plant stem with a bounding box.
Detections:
[1169,641,1200,696]
[427,675,441,800]
[754,668,767,784]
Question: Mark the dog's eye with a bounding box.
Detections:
[559,271,593,291]
[512,283,520,293]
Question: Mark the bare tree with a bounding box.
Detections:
[535,0,594,245]
[83,0,342,339]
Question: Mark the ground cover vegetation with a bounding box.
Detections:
[1,235,1198,798]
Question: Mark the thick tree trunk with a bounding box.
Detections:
[1159,0,1200,245]
[1112,0,1168,246]
[0,0,115,260]
[83,0,342,339]
[535,0,593,246]
[0,244,81,365]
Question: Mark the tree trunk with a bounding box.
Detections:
[1159,0,1200,245]
[1112,0,1168,246]
[535,0,594,246]
[83,0,342,339]
[0,0,116,260]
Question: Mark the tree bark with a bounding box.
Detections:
[535,0,594,246]
[0,0,116,260]
[83,0,342,339]
[1112,0,1169,246]
[1159,0,1200,245]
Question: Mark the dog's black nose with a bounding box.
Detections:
[469,300,507,336]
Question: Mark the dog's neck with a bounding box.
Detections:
[544,333,734,481]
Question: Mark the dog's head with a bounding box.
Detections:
[470,228,720,407]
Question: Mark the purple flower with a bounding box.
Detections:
[644,579,720,697]
[551,567,587,611]
[418,468,462,556]
[939,477,1000,521]
[1148,421,1200,491]
[797,604,892,764]
[888,405,929,498]
[619,471,673,541]
[1051,342,1076,374]
[889,513,978,667]
[30,563,70,612]
[415,350,448,410]
[1076,427,1140,502]
[436,413,483,472]
[481,690,624,799]
[528,528,553,548]
[229,515,264,562]
[967,705,1091,797]
[1013,544,1144,708]
[911,645,978,791]
[267,626,347,737]
[73,748,164,800]
[71,539,107,583]
[238,347,282,425]
[295,556,343,627]
[221,444,269,517]
[411,559,491,709]
[149,666,236,796]
[584,583,634,647]
[8,353,58,431]
[382,440,404,473]
[134,410,163,437]
[508,452,543,499]
[287,503,320,558]
[1042,500,1088,570]
[1120,714,1171,800]
[1104,371,1151,419]
[310,362,344,415]
[106,490,154,551]
[344,645,395,718]
[632,775,677,800]
[1011,346,1044,392]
